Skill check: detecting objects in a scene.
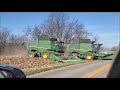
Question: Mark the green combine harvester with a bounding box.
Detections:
[23,35,113,62]
[67,39,113,60]
[23,35,81,62]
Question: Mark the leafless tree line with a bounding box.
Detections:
[24,12,91,42]
[0,12,95,55]
[0,27,26,55]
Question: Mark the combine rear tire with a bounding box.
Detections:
[28,51,35,59]
[42,51,50,59]
[84,52,94,60]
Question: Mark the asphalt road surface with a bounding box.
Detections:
[27,60,113,78]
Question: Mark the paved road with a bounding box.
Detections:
[27,60,113,78]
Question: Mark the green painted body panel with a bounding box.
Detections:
[67,43,94,58]
[95,52,113,57]
[26,39,52,54]
[26,35,64,55]
[49,54,81,63]
[68,43,93,52]
[67,39,113,58]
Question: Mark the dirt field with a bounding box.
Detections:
[0,55,96,75]
[0,56,63,69]
[0,52,114,76]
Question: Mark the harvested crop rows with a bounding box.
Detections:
[0,55,97,76]
[0,56,62,69]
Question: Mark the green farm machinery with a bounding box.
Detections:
[23,35,81,62]
[23,35,113,62]
[67,39,113,60]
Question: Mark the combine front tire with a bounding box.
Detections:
[42,51,50,59]
[84,52,94,60]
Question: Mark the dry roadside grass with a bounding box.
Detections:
[0,55,97,76]
[23,60,96,76]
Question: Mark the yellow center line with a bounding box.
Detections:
[82,63,111,78]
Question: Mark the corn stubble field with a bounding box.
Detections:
[0,51,115,76]
[0,54,96,75]
[0,56,62,69]
[0,50,116,76]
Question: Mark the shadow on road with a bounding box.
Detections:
[101,58,113,60]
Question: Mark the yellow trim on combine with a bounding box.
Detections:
[29,46,49,49]
[29,46,37,48]
[69,48,86,51]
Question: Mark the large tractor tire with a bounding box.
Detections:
[84,52,94,60]
[42,51,50,59]
[28,51,35,59]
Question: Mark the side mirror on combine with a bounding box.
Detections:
[0,64,26,78]
[22,42,25,45]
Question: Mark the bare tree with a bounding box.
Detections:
[6,34,17,54]
[4,33,26,55]
[72,23,89,43]
[63,22,75,44]
[23,26,32,40]
[93,34,99,43]
[111,46,117,51]
[9,34,18,43]
[45,12,69,41]
[32,25,42,39]
[0,27,10,55]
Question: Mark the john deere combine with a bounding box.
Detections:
[23,35,113,62]
[67,39,113,60]
[23,35,81,62]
